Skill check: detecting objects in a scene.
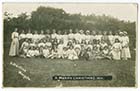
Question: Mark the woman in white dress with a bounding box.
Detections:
[9,28,19,56]
[110,38,122,60]
[121,31,131,60]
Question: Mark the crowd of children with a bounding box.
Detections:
[17,29,131,61]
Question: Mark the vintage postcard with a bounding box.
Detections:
[2,3,137,87]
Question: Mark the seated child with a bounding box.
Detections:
[62,46,68,59]
[34,47,40,57]
[42,45,50,58]
[74,40,81,57]
[100,46,111,60]
[100,40,108,51]
[48,47,58,59]
[83,46,92,61]
[19,39,29,58]
[26,46,35,58]
[67,46,78,60]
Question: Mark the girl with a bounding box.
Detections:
[83,47,92,61]
[101,46,111,60]
[42,45,50,58]
[26,29,33,40]
[68,29,74,41]
[110,38,122,60]
[62,47,68,59]
[87,41,93,50]
[67,46,78,60]
[85,30,91,44]
[32,31,39,43]
[9,28,19,56]
[26,46,35,58]
[48,47,58,59]
[51,29,58,39]
[79,29,85,43]
[39,30,45,40]
[95,31,102,42]
[19,39,29,58]
[45,29,51,40]
[57,40,64,58]
[101,31,109,44]
[108,31,114,45]
[74,29,81,43]
[74,40,81,58]
[62,30,68,46]
[100,40,108,51]
[57,30,63,44]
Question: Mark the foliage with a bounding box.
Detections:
[3,6,136,48]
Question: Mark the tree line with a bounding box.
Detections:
[3,6,136,49]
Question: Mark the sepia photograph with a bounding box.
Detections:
[2,3,137,87]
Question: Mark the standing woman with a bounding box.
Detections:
[9,28,19,56]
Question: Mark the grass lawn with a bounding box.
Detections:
[3,43,136,87]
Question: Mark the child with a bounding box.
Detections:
[57,30,63,44]
[86,41,93,50]
[110,38,122,60]
[108,31,114,45]
[19,39,29,58]
[67,46,78,60]
[42,45,50,58]
[57,40,64,58]
[74,40,81,57]
[32,31,39,43]
[26,46,35,58]
[100,40,108,51]
[83,47,92,61]
[48,48,58,59]
[39,30,45,40]
[62,47,68,59]
[62,31,68,47]
[34,47,40,57]
[68,29,74,41]
[101,46,111,60]
[26,29,33,40]
[85,30,91,44]
[51,29,58,39]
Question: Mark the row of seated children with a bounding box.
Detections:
[19,37,124,61]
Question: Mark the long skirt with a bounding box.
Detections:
[9,38,19,56]
[111,50,121,60]
[121,47,131,60]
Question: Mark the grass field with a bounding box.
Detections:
[3,43,136,87]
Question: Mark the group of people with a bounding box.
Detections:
[9,28,131,61]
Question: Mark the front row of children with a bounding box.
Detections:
[19,38,126,61]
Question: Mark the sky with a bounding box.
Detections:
[2,3,137,22]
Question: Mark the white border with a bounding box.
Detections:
[0,0,139,91]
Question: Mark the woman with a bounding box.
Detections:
[9,28,19,56]
[121,31,131,60]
